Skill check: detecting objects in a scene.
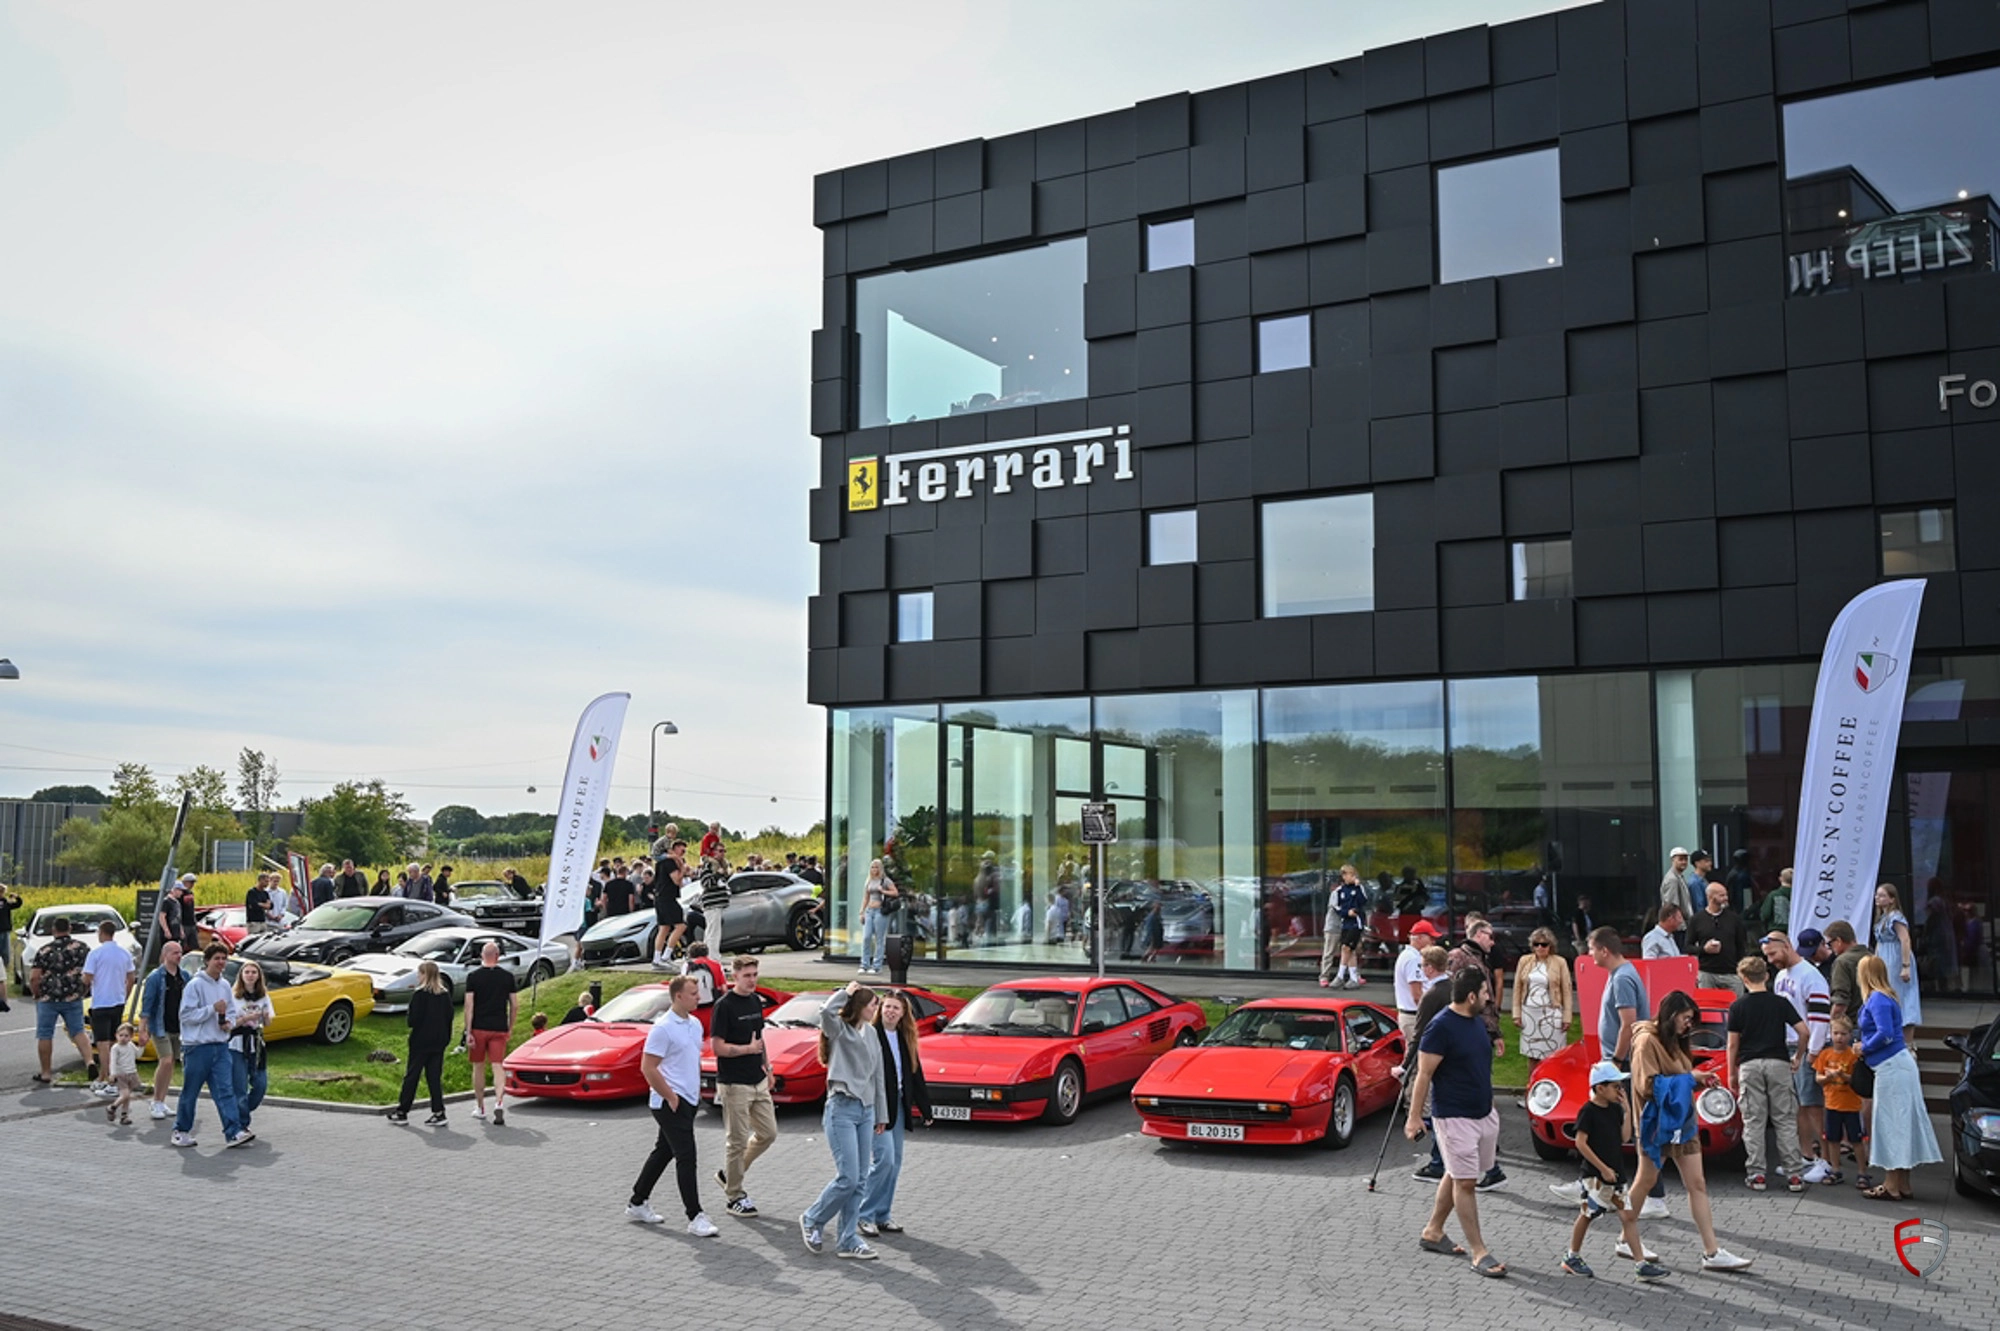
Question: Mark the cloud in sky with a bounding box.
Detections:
[0,0,1584,830]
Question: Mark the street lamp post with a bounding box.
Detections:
[647,721,680,836]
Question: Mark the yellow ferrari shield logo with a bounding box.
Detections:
[847,457,879,511]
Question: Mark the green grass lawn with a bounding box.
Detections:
[102,973,1574,1106]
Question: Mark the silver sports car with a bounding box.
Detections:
[338,926,568,1011]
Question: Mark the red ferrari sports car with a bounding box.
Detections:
[1131,996,1406,1148]
[1527,959,1744,1161]
[697,984,966,1106]
[502,981,783,1102]
[920,976,1206,1125]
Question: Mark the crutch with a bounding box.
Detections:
[1366,1064,1419,1193]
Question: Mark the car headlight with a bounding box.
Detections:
[584,1072,615,1082]
[970,1087,1004,1101]
[1970,1111,2000,1145]
[1134,1095,1160,1108]
[1527,1079,1562,1116]
[1696,1086,1738,1125]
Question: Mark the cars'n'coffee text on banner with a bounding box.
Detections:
[848,425,1134,512]
[1789,580,1926,944]
[540,691,631,951]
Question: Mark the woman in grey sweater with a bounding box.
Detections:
[800,982,888,1260]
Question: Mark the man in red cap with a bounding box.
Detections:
[1395,919,1443,1043]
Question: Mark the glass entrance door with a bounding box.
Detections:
[1884,754,1998,997]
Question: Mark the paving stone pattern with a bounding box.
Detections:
[1,1085,1995,1331]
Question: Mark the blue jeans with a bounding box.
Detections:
[860,908,887,970]
[175,1042,244,1138]
[231,1049,268,1131]
[859,1114,905,1224]
[804,1092,874,1251]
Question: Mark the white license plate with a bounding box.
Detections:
[933,1105,972,1120]
[1186,1122,1245,1140]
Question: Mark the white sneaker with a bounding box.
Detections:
[472,1106,488,1121]
[1639,1196,1669,1219]
[149,1101,168,1120]
[1800,1157,1833,1184]
[837,1241,879,1260]
[226,1131,256,1148]
[171,1131,197,1148]
[687,1212,719,1238]
[1701,1247,1754,1273]
[1549,1179,1586,1201]
[92,1082,119,1098]
[1615,1240,1659,1262]
[625,1201,665,1225]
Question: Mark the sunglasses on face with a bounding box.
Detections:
[1534,942,1552,949]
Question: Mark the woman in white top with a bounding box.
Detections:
[859,860,889,975]
[229,961,275,1135]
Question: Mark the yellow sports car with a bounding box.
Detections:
[130,955,375,1054]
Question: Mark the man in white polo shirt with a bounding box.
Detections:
[1394,920,1442,1043]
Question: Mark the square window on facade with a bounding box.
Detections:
[1257,313,1311,373]
[1880,507,1955,576]
[1510,537,1573,601]
[1145,218,1195,271]
[896,590,935,642]
[1436,148,1562,283]
[1148,510,1198,565]
[1262,493,1373,618]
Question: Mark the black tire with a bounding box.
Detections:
[1321,1076,1357,1149]
[315,1000,355,1045]
[527,960,555,985]
[327,948,357,966]
[1175,1027,1199,1048]
[1531,1132,1572,1162]
[1956,1160,1982,1199]
[1041,1058,1084,1125]
[787,908,822,952]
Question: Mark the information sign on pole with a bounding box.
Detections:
[1080,802,1117,844]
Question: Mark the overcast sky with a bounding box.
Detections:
[0,0,1583,831]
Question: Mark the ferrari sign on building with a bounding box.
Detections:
[849,424,1134,512]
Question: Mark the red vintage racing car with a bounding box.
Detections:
[698,984,965,1106]
[502,981,783,1102]
[920,976,1206,1125]
[1131,996,1406,1147]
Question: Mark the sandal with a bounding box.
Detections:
[1419,1236,1466,1256]
[1861,1185,1908,1201]
[1473,1253,1509,1278]
[1853,1173,1876,1191]
[30,1073,52,1085]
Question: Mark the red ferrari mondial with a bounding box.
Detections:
[502,982,782,1101]
[1526,987,1744,1160]
[1132,997,1407,1148]
[920,976,1206,1125]
[698,984,965,1106]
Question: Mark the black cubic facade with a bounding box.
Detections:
[808,0,2000,988]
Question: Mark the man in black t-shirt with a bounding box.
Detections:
[244,875,273,937]
[1726,955,1808,1190]
[462,942,518,1127]
[710,956,776,1217]
[603,871,637,918]
[334,860,367,899]
[652,846,687,968]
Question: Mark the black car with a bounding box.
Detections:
[449,879,543,934]
[238,896,473,966]
[1944,1019,2000,1200]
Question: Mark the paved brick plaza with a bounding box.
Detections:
[2,1080,1994,1331]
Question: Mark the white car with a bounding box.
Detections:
[12,904,138,988]
[338,925,568,1011]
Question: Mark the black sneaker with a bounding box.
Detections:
[424,1113,447,1126]
[492,1107,505,1126]
[1476,1166,1507,1191]
[386,1111,409,1125]
[1413,1161,1445,1181]
[717,1169,728,1188]
[726,1197,758,1217]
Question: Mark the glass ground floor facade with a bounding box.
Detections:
[826,655,2000,993]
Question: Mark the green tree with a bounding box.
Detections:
[107,762,162,812]
[174,764,233,812]
[431,804,486,840]
[56,805,171,884]
[236,748,282,845]
[300,780,419,866]
[30,784,108,805]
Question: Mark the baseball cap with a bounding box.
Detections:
[1589,1060,1631,1088]
[176,873,197,887]
[1691,848,1712,862]
[1797,927,1825,953]
[1409,919,1441,937]
[1669,846,1689,859]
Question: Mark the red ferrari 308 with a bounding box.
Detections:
[920,976,1207,1125]
[697,984,965,1106]
[502,981,784,1102]
[1131,997,1407,1147]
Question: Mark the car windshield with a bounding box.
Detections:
[1691,1014,1728,1053]
[299,904,377,931]
[594,989,676,1024]
[35,909,121,934]
[394,935,466,960]
[452,882,510,902]
[1206,1007,1344,1050]
[765,993,835,1028]
[946,989,1078,1037]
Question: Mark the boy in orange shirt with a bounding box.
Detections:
[1813,1018,1868,1187]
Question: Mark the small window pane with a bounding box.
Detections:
[1510,538,1573,601]
[1148,510,1198,565]
[1146,218,1195,271]
[1262,494,1374,618]
[896,591,934,642]
[1880,507,1955,575]
[1257,314,1311,373]
[1437,148,1563,283]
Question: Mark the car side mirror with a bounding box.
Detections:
[1943,1034,1969,1056]
[1081,1020,1108,1035]
[1353,1036,1373,1053]
[1384,1036,1404,1057]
